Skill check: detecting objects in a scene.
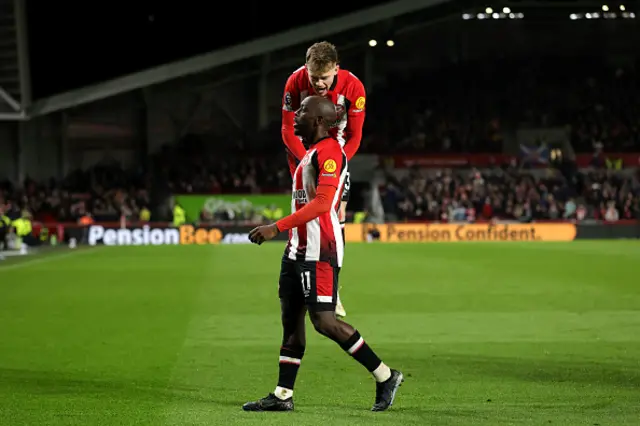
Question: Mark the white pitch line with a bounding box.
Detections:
[0,248,99,272]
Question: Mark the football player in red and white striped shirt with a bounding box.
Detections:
[245,96,403,413]
[281,41,366,318]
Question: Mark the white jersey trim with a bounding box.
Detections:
[332,158,348,268]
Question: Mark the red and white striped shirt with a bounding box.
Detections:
[285,137,347,267]
[282,66,366,176]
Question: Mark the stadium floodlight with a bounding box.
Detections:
[503,7,511,13]
[386,40,395,47]
[509,12,516,18]
[485,7,493,14]
[630,12,636,18]
[369,39,377,47]
[462,13,473,20]
[602,5,609,11]
[592,12,600,18]
[477,13,486,19]
[620,5,625,11]
[586,13,592,18]
[570,13,579,20]
[492,12,499,18]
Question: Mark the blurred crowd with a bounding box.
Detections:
[381,162,640,222]
[0,164,152,225]
[0,136,291,224]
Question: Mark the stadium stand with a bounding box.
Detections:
[380,163,640,222]
[2,54,640,227]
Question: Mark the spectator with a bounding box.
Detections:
[564,198,577,219]
[604,200,619,222]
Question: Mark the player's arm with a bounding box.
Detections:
[249,150,343,245]
[275,185,336,232]
[249,183,337,245]
[275,152,343,232]
[342,78,366,161]
[281,74,307,161]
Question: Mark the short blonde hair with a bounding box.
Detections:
[305,41,339,73]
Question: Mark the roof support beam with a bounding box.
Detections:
[29,0,448,117]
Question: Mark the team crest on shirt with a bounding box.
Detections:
[300,153,312,167]
[355,96,366,110]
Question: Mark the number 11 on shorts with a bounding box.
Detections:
[301,271,311,297]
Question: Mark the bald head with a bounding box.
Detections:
[294,95,338,144]
[303,96,337,126]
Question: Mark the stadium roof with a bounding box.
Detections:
[28,0,449,117]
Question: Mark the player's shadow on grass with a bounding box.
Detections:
[0,367,243,406]
[438,354,640,388]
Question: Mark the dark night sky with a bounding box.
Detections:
[26,0,393,99]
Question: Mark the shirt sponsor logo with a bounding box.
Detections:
[323,159,337,173]
[292,189,308,204]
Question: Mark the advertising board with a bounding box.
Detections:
[175,194,290,222]
[345,223,577,243]
[71,222,640,246]
[87,225,288,246]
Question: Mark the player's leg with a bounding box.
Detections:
[242,257,306,412]
[340,203,347,246]
[335,264,345,317]
[303,261,404,412]
[273,295,306,401]
[335,202,347,318]
[335,172,350,318]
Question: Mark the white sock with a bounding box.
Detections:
[273,386,293,400]
[372,362,392,383]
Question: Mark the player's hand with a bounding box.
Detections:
[248,224,279,245]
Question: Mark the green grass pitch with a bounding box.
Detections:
[1,241,639,425]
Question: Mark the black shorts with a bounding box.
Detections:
[341,171,351,203]
[279,256,339,312]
